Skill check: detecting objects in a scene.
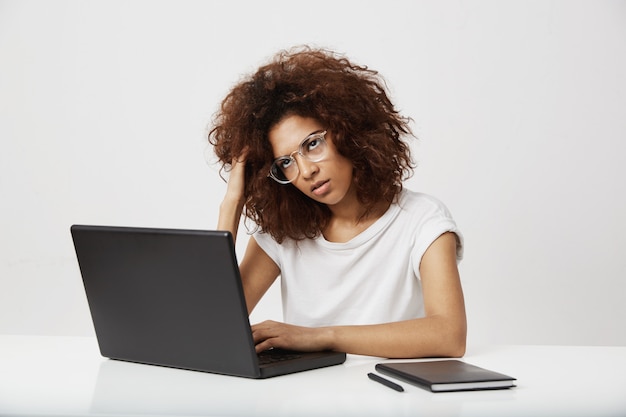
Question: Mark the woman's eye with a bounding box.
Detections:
[307,138,320,151]
[280,158,293,169]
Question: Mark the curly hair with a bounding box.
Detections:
[208,46,415,243]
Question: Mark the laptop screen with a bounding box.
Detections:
[71,225,261,377]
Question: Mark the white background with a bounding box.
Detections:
[1,0,625,347]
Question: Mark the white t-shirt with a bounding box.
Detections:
[253,189,463,327]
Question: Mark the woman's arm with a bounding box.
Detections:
[251,232,466,358]
[239,237,281,314]
[216,151,280,314]
[217,155,247,244]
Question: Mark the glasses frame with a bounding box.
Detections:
[267,130,328,184]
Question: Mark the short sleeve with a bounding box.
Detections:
[252,231,282,270]
[409,196,463,279]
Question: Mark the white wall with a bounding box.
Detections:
[1,0,625,346]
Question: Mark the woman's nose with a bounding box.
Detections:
[295,154,319,179]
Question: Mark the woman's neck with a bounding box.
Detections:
[323,199,390,243]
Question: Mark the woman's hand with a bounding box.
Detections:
[251,320,333,353]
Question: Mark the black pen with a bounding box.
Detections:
[368,372,404,392]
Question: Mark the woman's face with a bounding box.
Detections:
[268,115,356,208]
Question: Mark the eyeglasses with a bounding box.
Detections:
[268,131,328,184]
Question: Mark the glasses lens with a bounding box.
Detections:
[301,134,327,161]
[270,157,297,184]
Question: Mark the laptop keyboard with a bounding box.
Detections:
[257,349,303,365]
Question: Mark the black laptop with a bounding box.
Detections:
[70,225,346,378]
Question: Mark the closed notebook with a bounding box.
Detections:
[375,360,516,392]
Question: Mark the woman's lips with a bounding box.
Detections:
[311,180,330,196]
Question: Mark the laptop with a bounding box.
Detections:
[70,224,346,378]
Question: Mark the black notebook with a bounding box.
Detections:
[376,360,516,392]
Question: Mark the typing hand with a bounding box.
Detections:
[251,320,332,353]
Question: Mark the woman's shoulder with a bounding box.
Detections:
[396,188,463,259]
[397,188,450,212]
[394,189,458,233]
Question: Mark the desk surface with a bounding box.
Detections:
[1,335,625,417]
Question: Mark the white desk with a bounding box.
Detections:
[1,335,625,417]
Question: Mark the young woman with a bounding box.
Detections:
[208,46,466,358]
